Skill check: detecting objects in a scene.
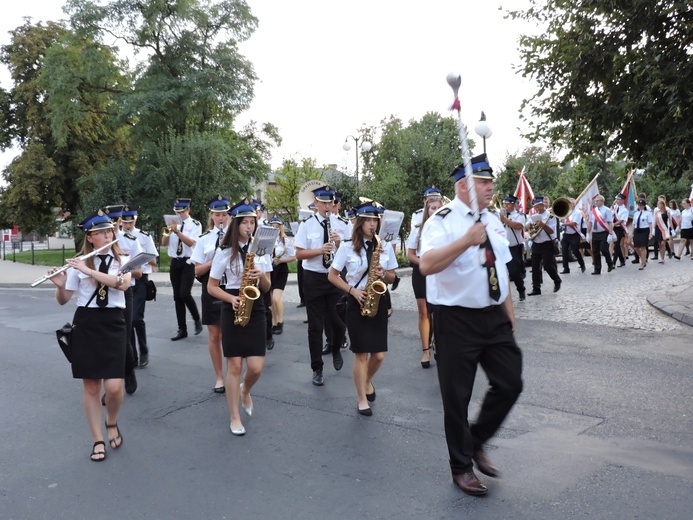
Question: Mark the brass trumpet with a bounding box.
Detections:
[161,226,171,238]
[550,197,573,219]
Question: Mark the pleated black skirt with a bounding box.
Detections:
[200,282,222,325]
[270,262,289,291]
[70,307,127,380]
[221,289,266,358]
[411,264,427,300]
[346,294,388,354]
[633,228,649,248]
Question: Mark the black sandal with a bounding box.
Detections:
[105,422,123,449]
[421,348,431,369]
[90,441,106,462]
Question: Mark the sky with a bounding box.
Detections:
[1,0,537,177]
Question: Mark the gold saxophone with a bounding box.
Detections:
[361,236,388,318]
[234,240,261,327]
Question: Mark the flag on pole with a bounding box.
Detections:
[574,174,601,215]
[620,170,637,218]
[513,166,535,215]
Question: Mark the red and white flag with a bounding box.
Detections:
[574,174,601,216]
[513,166,535,215]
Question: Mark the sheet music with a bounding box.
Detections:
[379,210,404,244]
[164,214,183,227]
[119,253,157,274]
[250,227,280,257]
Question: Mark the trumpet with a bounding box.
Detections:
[550,197,573,219]
[161,226,171,238]
[30,239,119,287]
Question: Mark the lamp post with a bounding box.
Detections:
[342,135,372,194]
[474,111,492,154]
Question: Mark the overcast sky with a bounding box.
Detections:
[1,0,537,177]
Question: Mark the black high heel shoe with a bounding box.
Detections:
[421,347,431,369]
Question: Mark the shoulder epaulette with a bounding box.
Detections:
[337,215,348,224]
[192,219,201,226]
[123,232,136,240]
[140,230,150,237]
[436,208,452,218]
[414,209,423,214]
[301,215,312,223]
[343,238,352,242]
[199,230,211,237]
[220,243,231,250]
[414,223,421,228]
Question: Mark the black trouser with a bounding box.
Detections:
[124,287,136,375]
[170,257,200,331]
[531,241,561,290]
[303,270,346,372]
[297,259,305,302]
[591,231,613,272]
[561,233,585,271]
[506,245,525,295]
[131,275,148,361]
[613,227,626,265]
[264,290,272,339]
[433,305,523,475]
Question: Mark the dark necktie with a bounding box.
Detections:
[240,242,249,263]
[365,240,374,267]
[176,222,185,256]
[96,255,111,307]
[321,219,330,269]
[637,211,642,228]
[477,215,500,302]
[215,228,224,249]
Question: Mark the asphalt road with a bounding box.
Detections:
[0,286,691,519]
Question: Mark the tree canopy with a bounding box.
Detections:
[509,0,693,178]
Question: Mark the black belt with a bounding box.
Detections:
[634,228,649,232]
[459,305,500,313]
[593,230,608,234]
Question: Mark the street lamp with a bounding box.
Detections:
[342,135,372,193]
[474,111,492,154]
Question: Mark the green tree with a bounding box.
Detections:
[66,0,259,141]
[0,20,127,232]
[509,0,693,178]
[265,157,323,223]
[364,113,466,230]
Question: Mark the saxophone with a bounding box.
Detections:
[361,236,388,318]
[234,238,261,327]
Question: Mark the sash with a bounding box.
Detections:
[655,210,670,239]
[591,207,610,233]
[671,212,680,230]
[612,206,628,231]
[564,215,586,240]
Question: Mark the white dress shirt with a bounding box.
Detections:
[65,251,126,308]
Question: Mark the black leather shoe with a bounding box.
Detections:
[560,269,570,274]
[452,471,488,496]
[125,371,137,395]
[391,275,400,291]
[273,322,283,335]
[322,343,331,355]
[527,290,541,296]
[297,302,306,308]
[619,262,626,267]
[171,330,188,341]
[139,354,149,368]
[333,353,344,371]
[607,265,615,272]
[194,320,203,335]
[312,370,324,386]
[473,450,500,478]
[592,271,601,275]
[580,265,586,272]
[266,339,275,351]
[518,291,526,301]
[553,281,561,293]
[631,259,639,264]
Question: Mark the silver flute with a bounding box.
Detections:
[30,239,119,287]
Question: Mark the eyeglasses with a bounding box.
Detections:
[89,229,113,237]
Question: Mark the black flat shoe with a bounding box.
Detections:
[333,353,344,371]
[213,386,226,394]
[139,354,149,368]
[266,339,275,351]
[297,302,306,308]
[125,371,137,395]
[90,441,106,462]
[194,320,203,335]
[273,322,283,335]
[357,406,373,416]
[366,383,376,403]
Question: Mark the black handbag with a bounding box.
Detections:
[146,279,157,301]
[336,270,369,322]
[55,323,74,362]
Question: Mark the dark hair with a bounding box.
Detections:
[220,216,257,274]
[351,217,381,254]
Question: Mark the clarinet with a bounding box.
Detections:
[323,215,334,268]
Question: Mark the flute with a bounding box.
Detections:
[30,239,119,287]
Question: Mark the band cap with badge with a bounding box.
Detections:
[209,195,231,212]
[102,204,124,223]
[121,205,139,222]
[313,185,336,202]
[173,198,192,212]
[229,199,257,218]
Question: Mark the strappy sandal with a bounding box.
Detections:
[421,348,431,369]
[90,441,106,462]
[105,422,123,449]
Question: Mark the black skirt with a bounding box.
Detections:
[681,228,693,240]
[221,289,266,358]
[411,264,427,300]
[70,307,127,379]
[270,263,289,291]
[633,228,649,248]
[200,281,222,325]
[346,294,388,354]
